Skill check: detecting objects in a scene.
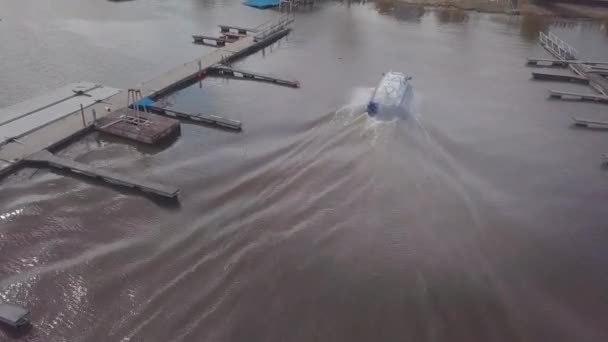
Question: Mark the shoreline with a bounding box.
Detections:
[392,0,608,19]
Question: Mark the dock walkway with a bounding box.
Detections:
[0,83,121,146]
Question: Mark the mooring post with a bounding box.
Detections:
[198,60,203,88]
[80,104,86,127]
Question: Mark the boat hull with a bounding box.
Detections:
[367,72,413,118]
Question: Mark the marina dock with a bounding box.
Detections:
[529,31,608,102]
[0,15,294,199]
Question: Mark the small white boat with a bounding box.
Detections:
[367,72,413,117]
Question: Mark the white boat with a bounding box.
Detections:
[367,72,413,117]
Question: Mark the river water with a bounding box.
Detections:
[1,0,608,341]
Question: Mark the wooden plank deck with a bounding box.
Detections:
[0,85,121,146]
[95,108,181,144]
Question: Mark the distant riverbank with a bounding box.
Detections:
[393,0,608,18]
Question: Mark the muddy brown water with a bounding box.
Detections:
[1,0,608,341]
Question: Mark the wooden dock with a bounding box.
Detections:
[530,31,608,102]
[0,15,295,197]
[588,73,608,96]
[95,108,181,144]
[192,35,226,47]
[219,24,258,35]
[208,65,300,88]
[147,106,242,131]
[572,116,608,129]
[527,58,608,67]
[24,150,180,199]
[587,68,608,77]
[549,90,608,103]
[0,83,121,146]
[252,15,294,43]
[531,72,589,84]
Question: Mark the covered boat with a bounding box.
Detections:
[367,72,413,117]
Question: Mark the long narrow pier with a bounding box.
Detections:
[532,72,589,84]
[572,117,608,129]
[208,65,300,88]
[549,90,608,103]
[147,106,242,131]
[527,58,608,67]
[24,150,179,199]
[587,68,608,76]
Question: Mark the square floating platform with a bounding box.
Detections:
[95,108,180,144]
[0,303,31,329]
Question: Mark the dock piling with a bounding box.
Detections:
[80,104,86,127]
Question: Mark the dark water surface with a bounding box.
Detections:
[2,0,608,341]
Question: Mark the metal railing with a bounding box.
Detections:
[253,14,294,42]
[539,32,578,61]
